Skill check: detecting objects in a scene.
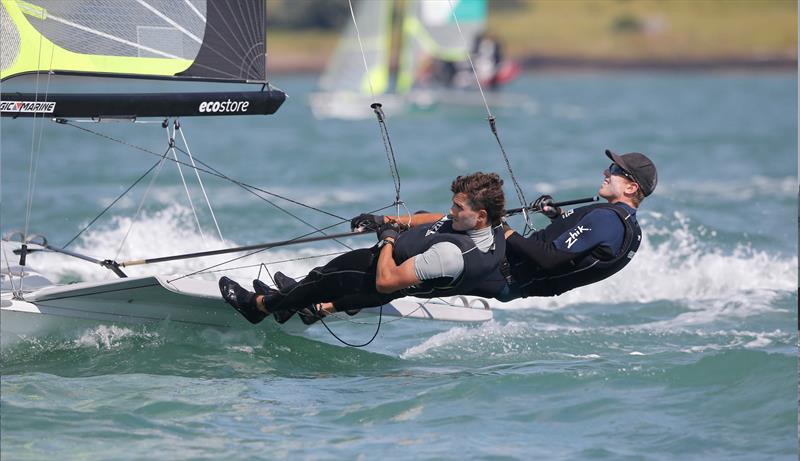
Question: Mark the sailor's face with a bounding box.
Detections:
[450,193,479,231]
[599,166,635,200]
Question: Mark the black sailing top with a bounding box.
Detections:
[504,202,642,298]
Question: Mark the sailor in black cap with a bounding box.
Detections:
[494,149,657,300]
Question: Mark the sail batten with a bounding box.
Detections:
[135,0,203,45]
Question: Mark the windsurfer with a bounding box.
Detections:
[219,172,507,324]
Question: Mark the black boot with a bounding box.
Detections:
[252,278,294,324]
[272,271,323,326]
[219,276,266,324]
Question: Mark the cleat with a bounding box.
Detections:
[219,276,266,324]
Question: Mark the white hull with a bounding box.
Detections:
[1,271,492,348]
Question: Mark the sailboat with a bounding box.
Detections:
[0,0,492,348]
[309,0,523,120]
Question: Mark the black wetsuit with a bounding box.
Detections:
[263,218,506,313]
[497,202,641,300]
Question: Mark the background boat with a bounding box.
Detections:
[309,0,526,120]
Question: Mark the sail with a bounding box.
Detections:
[319,0,392,96]
[1,0,267,82]
[397,0,486,93]
[0,0,285,118]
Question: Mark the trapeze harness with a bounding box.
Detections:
[392,217,507,299]
[506,203,642,298]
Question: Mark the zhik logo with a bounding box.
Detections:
[565,225,591,249]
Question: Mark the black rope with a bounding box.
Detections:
[487,116,533,234]
[59,120,356,250]
[62,121,346,220]
[371,103,402,205]
[318,305,383,348]
[62,146,172,249]
[168,251,348,276]
[167,202,397,283]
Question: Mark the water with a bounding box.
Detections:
[1,72,797,460]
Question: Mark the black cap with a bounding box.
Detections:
[605,149,658,197]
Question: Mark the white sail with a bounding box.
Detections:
[318,0,392,96]
[398,0,486,93]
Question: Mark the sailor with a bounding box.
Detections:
[495,150,657,300]
[359,150,657,302]
[219,172,507,324]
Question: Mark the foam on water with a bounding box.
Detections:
[498,210,796,322]
[74,325,160,350]
[400,319,794,360]
[6,205,344,285]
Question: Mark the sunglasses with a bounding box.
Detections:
[608,163,637,182]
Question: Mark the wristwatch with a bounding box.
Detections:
[378,238,395,249]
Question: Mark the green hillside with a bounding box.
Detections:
[266,0,797,71]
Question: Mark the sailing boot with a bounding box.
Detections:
[272,271,323,326]
[252,278,294,324]
[219,276,266,324]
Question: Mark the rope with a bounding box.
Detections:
[166,120,207,245]
[20,36,57,292]
[23,31,45,241]
[62,149,171,249]
[59,121,354,252]
[191,251,348,276]
[176,120,224,242]
[2,241,19,295]
[446,0,533,233]
[348,0,403,206]
[114,144,171,260]
[317,305,383,348]
[166,202,395,283]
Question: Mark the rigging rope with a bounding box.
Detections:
[166,119,207,245]
[175,120,224,242]
[62,148,171,249]
[166,202,395,283]
[20,37,58,292]
[114,142,170,260]
[59,120,357,251]
[446,0,533,233]
[347,0,403,209]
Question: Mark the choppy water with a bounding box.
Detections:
[1,72,797,460]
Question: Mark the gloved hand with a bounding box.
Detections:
[350,213,384,232]
[376,222,402,241]
[532,194,561,219]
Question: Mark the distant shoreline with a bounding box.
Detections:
[268,55,796,75]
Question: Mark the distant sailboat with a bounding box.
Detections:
[309,0,523,120]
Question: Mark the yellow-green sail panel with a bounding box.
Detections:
[1,0,191,80]
[1,0,268,82]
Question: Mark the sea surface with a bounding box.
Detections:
[1,72,797,460]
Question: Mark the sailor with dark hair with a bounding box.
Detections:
[497,150,657,300]
[219,172,507,325]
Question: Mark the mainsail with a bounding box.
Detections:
[398,0,486,93]
[0,0,285,118]
[318,0,392,96]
